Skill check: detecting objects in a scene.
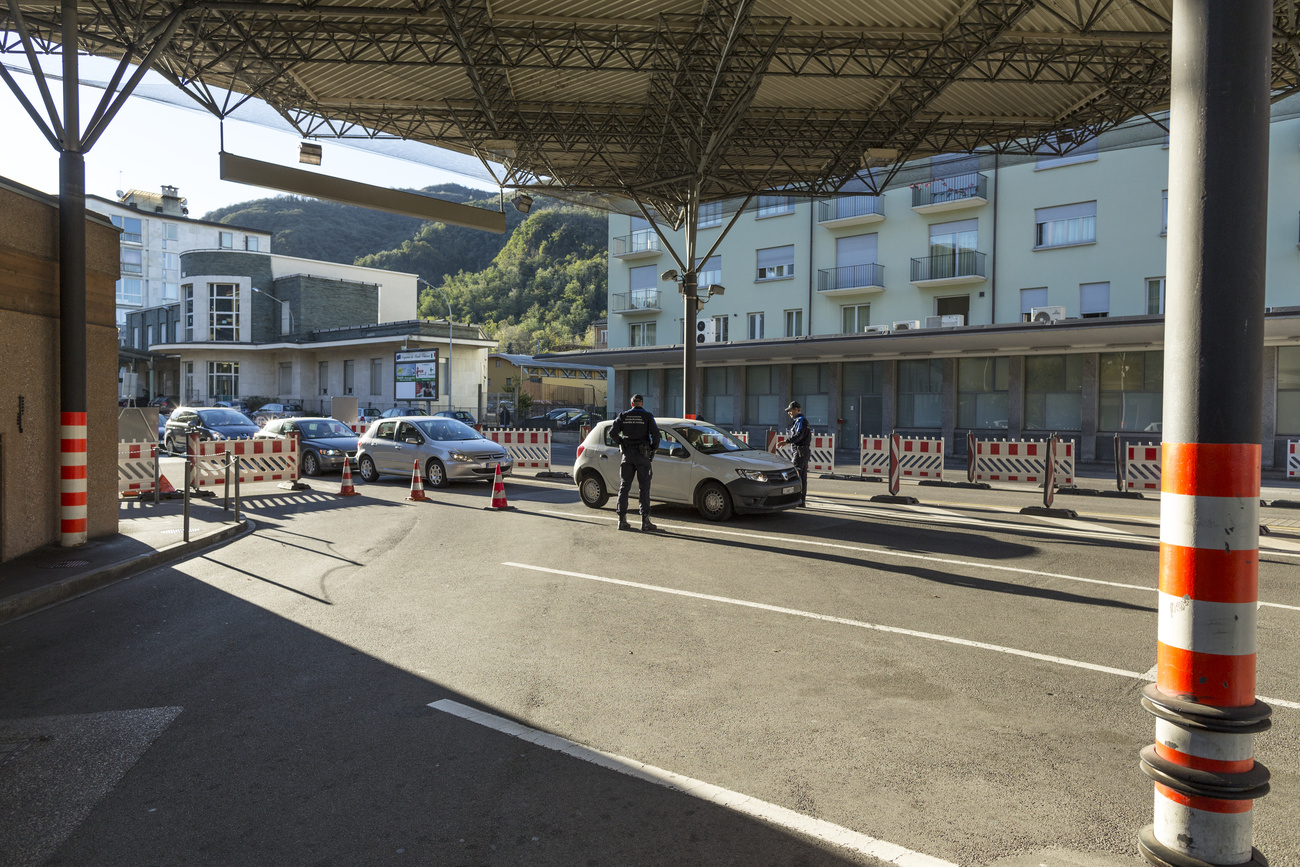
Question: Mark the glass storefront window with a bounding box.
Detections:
[1025,355,1083,431]
[841,361,884,440]
[1278,346,1300,434]
[1099,350,1164,432]
[703,367,737,425]
[957,357,1010,429]
[665,369,683,417]
[897,359,943,428]
[628,370,653,414]
[791,363,830,426]
[745,364,781,425]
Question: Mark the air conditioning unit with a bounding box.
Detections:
[923,315,943,329]
[695,318,717,344]
[1030,305,1067,324]
[892,320,922,331]
[862,324,891,334]
[941,314,965,327]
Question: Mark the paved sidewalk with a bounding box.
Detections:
[0,497,252,625]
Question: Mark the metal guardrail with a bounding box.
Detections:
[910,172,988,207]
[818,263,885,292]
[611,230,659,256]
[818,196,885,222]
[910,250,986,282]
[611,289,662,312]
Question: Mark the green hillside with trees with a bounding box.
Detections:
[202,186,608,352]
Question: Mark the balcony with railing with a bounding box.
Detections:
[817,196,885,228]
[910,173,989,214]
[910,250,987,286]
[818,263,885,295]
[611,289,662,315]
[611,229,661,259]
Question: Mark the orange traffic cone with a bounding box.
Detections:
[405,459,429,502]
[484,462,512,510]
[158,474,177,494]
[337,457,359,497]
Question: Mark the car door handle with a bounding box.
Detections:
[599,454,608,460]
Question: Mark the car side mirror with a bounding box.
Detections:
[404,436,421,445]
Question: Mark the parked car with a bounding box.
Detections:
[355,416,512,488]
[523,407,582,429]
[433,409,478,426]
[149,395,179,413]
[255,417,359,476]
[555,410,605,431]
[164,406,261,454]
[251,402,305,426]
[574,419,801,521]
[379,406,431,419]
[213,399,251,415]
[358,407,382,427]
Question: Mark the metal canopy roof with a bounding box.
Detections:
[4,2,1299,223]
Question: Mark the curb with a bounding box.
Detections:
[0,519,255,625]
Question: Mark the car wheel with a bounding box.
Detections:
[166,434,183,456]
[578,471,609,509]
[695,480,734,522]
[301,450,320,477]
[357,455,379,483]
[425,458,449,488]
[255,415,269,426]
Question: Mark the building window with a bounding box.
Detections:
[116,278,143,306]
[791,362,830,426]
[1020,287,1048,322]
[695,255,721,287]
[1161,191,1168,236]
[246,236,259,252]
[712,315,729,341]
[183,361,195,403]
[627,370,653,413]
[182,284,194,338]
[318,361,329,395]
[344,360,355,395]
[1035,133,1098,169]
[133,326,140,348]
[630,322,656,347]
[784,309,803,337]
[162,282,179,301]
[702,366,737,425]
[1278,346,1300,435]
[747,312,764,340]
[756,245,794,281]
[146,325,154,347]
[120,248,143,274]
[371,358,383,395]
[279,362,292,395]
[219,231,234,249]
[164,222,178,246]
[698,202,722,229]
[1034,202,1096,249]
[111,215,142,243]
[897,359,943,428]
[208,361,238,401]
[629,264,658,308]
[957,357,1010,429]
[841,303,870,333]
[208,283,239,341]
[1099,350,1164,431]
[665,368,684,415]
[1025,355,1083,431]
[173,320,181,343]
[842,361,884,440]
[1147,278,1166,315]
[162,252,179,278]
[495,359,501,368]
[1080,282,1110,318]
[756,195,794,218]
[744,364,780,425]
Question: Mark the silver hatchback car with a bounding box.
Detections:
[355,416,512,488]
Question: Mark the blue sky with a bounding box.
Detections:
[0,55,497,217]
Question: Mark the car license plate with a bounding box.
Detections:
[782,485,796,494]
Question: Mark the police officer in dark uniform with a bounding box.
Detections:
[610,393,661,531]
[785,400,811,506]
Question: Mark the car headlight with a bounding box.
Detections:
[736,469,769,482]
[448,451,473,462]
[209,431,226,440]
[320,449,341,456]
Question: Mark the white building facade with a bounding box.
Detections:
[589,108,1300,469]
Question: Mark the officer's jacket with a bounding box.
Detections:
[611,407,661,451]
[788,414,811,449]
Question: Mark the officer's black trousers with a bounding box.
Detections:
[794,450,810,504]
[616,451,653,518]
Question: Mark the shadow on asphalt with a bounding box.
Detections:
[0,564,873,867]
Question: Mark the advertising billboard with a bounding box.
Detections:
[394,349,438,400]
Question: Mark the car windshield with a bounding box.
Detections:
[673,424,753,454]
[198,409,254,426]
[415,418,482,441]
[299,420,354,438]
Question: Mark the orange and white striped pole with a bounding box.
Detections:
[60,411,88,545]
[1140,4,1271,866]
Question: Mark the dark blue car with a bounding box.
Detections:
[164,406,261,454]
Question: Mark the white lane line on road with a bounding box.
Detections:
[428,698,957,867]
[537,510,1300,613]
[501,561,1300,712]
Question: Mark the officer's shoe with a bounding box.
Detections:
[641,518,659,532]
[617,517,634,531]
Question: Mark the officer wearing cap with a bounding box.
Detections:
[785,400,811,506]
[610,393,661,531]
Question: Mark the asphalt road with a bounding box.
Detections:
[2,468,1299,867]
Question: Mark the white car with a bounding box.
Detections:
[574,418,802,521]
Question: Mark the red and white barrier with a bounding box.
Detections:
[971,438,1074,484]
[189,435,300,487]
[768,433,835,473]
[860,435,944,481]
[118,441,157,496]
[729,431,749,444]
[1126,443,1162,491]
[1288,440,1298,480]
[483,428,552,470]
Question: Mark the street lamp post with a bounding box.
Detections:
[417,278,453,411]
[251,287,294,335]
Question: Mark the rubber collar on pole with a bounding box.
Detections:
[1139,825,1268,867]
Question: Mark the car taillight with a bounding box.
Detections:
[576,445,585,459]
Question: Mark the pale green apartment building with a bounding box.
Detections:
[568,103,1300,468]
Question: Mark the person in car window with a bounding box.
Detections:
[786,401,811,506]
[610,393,661,532]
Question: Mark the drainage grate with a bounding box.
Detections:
[41,560,90,569]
